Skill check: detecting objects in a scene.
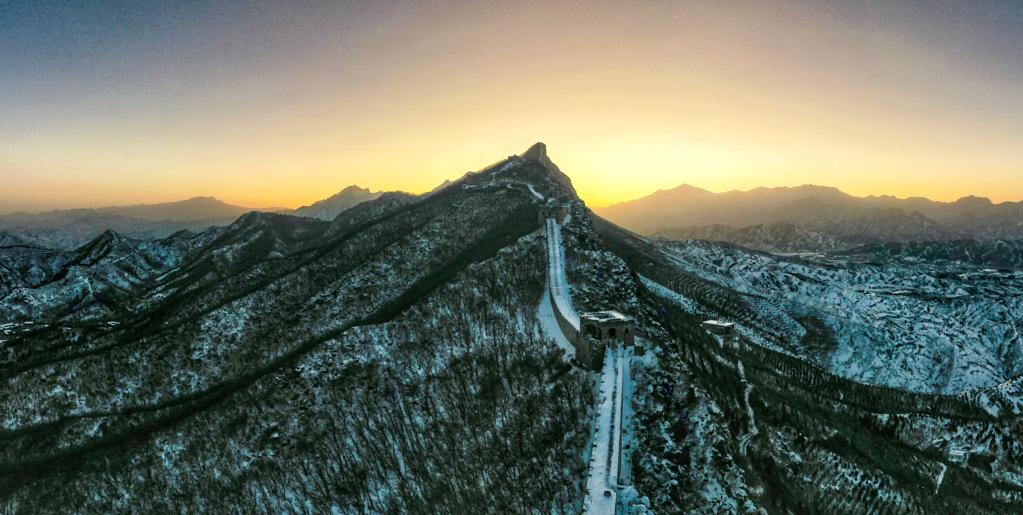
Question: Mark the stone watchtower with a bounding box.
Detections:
[577,310,635,369]
[538,200,569,224]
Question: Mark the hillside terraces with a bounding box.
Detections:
[632,256,999,420]
[588,212,1023,512]
[655,239,1023,393]
[620,274,1023,512]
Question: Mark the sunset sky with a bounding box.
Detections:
[2,0,1022,213]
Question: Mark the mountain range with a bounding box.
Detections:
[0,197,268,249]
[2,143,1021,512]
[9,176,1022,255]
[0,186,392,249]
[595,184,1023,252]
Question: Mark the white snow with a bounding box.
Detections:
[639,274,699,313]
[609,347,627,486]
[546,218,580,331]
[934,462,948,494]
[540,213,639,511]
[583,344,635,514]
[658,240,1023,394]
[526,183,544,201]
[537,289,576,359]
[585,347,619,514]
[737,360,758,456]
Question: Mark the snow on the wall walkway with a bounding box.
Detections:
[546,218,580,331]
[527,183,544,201]
[585,346,619,514]
[538,289,576,359]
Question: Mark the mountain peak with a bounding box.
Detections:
[522,142,547,160]
[518,142,577,197]
[667,183,713,194]
[340,185,371,194]
[292,185,384,221]
[954,195,993,207]
[90,229,124,244]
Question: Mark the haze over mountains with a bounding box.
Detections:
[0,197,268,249]
[0,186,392,249]
[7,174,1023,257]
[596,184,1023,252]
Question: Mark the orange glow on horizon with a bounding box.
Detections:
[2,1,1021,213]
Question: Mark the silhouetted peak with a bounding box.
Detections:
[666,184,713,195]
[522,142,547,160]
[378,191,417,202]
[339,185,371,194]
[182,196,224,204]
[234,211,275,226]
[954,195,993,207]
[518,141,577,197]
[72,229,135,262]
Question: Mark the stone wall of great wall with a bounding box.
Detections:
[541,212,640,514]
[543,216,585,362]
[549,286,580,345]
[543,214,637,372]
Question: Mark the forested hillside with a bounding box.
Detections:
[0,150,594,512]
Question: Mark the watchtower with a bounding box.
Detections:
[701,319,734,336]
[538,200,569,224]
[701,319,737,348]
[577,310,635,369]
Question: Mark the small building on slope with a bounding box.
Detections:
[701,319,735,336]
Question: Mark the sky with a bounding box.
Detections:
[2,0,1022,213]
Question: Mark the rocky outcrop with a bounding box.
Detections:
[522,142,577,197]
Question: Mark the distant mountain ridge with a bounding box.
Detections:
[0,186,399,249]
[1,196,262,222]
[92,196,265,221]
[0,185,412,248]
[596,183,1023,252]
[288,185,384,221]
[0,197,272,249]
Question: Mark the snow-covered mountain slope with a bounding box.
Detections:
[588,219,1023,513]
[845,239,1023,271]
[0,144,595,513]
[325,191,417,237]
[0,231,36,247]
[2,143,1021,513]
[655,240,1023,394]
[655,221,847,253]
[0,229,218,323]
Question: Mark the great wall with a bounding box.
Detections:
[539,199,639,515]
[475,146,1021,514]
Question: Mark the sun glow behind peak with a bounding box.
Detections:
[2,0,1022,212]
